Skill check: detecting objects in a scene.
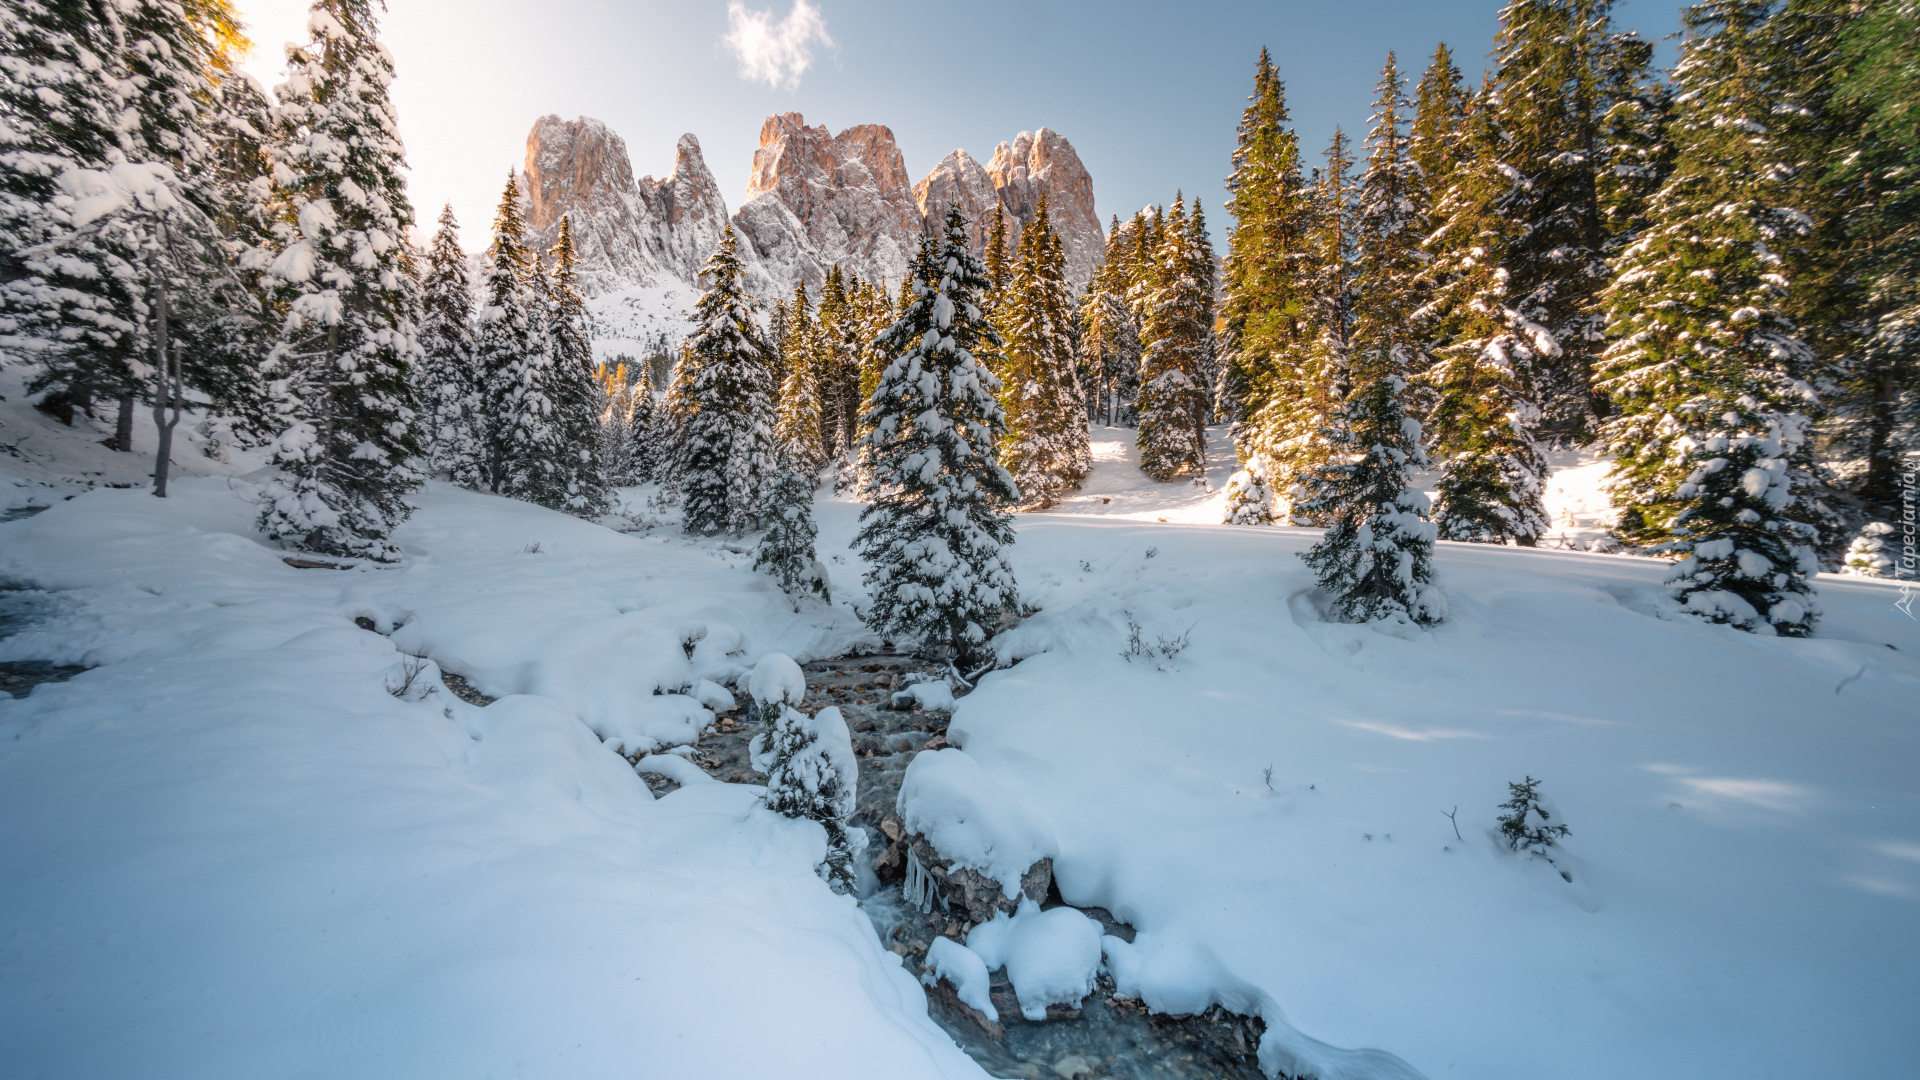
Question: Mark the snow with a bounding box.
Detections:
[0,470,977,1079]
[965,897,1104,1021]
[747,650,808,708]
[4,403,1917,1080]
[896,749,1060,900]
[923,936,998,1021]
[891,677,955,713]
[843,423,1918,1080]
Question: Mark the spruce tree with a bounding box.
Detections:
[759,703,859,893]
[1410,42,1472,221]
[415,204,484,487]
[1222,454,1276,524]
[1247,133,1356,520]
[0,0,244,444]
[855,210,1020,666]
[814,265,859,455]
[1597,0,1820,635]
[1297,53,1445,627]
[256,0,423,561]
[540,215,610,515]
[997,195,1090,507]
[1421,80,1553,546]
[626,363,663,484]
[775,282,827,473]
[596,362,634,487]
[1483,0,1660,438]
[984,202,1012,316]
[1079,216,1141,427]
[1218,49,1314,439]
[678,225,776,536]
[1137,197,1212,481]
[476,173,540,493]
[755,462,829,606]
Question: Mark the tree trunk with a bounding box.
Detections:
[150,224,182,498]
[114,392,135,452]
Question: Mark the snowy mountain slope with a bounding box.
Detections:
[2,422,1914,1080]
[0,481,978,1080]
[813,425,1920,1080]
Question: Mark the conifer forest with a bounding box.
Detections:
[0,3,1914,1079]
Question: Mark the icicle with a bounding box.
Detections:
[903,846,947,914]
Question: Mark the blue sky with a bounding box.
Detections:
[235,0,1687,248]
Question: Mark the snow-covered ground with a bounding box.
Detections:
[2,412,1916,1079]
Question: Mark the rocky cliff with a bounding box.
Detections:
[515,113,1103,327]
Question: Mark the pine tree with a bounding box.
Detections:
[1497,776,1572,862]
[1297,53,1445,627]
[755,462,829,606]
[759,702,859,893]
[1137,197,1213,481]
[415,204,484,487]
[984,202,1012,316]
[1222,453,1276,524]
[1597,0,1821,635]
[855,210,1020,666]
[1410,42,1472,221]
[540,215,610,515]
[1079,216,1141,427]
[1483,0,1661,438]
[678,225,776,536]
[476,172,540,493]
[775,282,827,473]
[626,362,663,484]
[1218,49,1315,439]
[997,195,1090,507]
[0,0,245,448]
[255,0,423,561]
[1421,79,1553,546]
[596,362,634,487]
[1805,0,1918,520]
[1246,132,1356,520]
[815,265,860,455]
[197,70,281,454]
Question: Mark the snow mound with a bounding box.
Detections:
[922,936,998,1022]
[964,897,1103,1021]
[891,678,955,713]
[747,652,807,708]
[896,749,1058,900]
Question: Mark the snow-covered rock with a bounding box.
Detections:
[964,898,1104,1021]
[896,748,1057,922]
[921,936,998,1023]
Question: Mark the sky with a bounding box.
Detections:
[233,1,1688,250]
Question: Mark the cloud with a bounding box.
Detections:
[721,1,834,91]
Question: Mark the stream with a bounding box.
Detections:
[649,654,1272,1080]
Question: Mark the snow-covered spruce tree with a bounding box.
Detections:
[256,0,423,561]
[856,210,1020,666]
[1484,0,1662,439]
[774,282,827,473]
[0,0,241,440]
[625,363,663,484]
[1297,53,1445,627]
[815,265,859,455]
[196,70,282,455]
[540,215,610,516]
[1079,216,1141,427]
[755,462,829,607]
[476,172,539,493]
[1598,0,1820,635]
[1497,776,1572,876]
[1222,453,1276,524]
[1843,523,1896,577]
[760,702,859,893]
[1218,48,1314,440]
[1420,82,1552,547]
[998,195,1090,508]
[595,363,634,487]
[414,203,484,487]
[678,225,776,536]
[1137,197,1213,481]
[1245,131,1358,523]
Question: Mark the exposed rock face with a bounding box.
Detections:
[905,830,1053,925]
[521,115,667,296]
[733,112,924,293]
[985,129,1104,289]
[512,113,1102,323]
[912,149,999,256]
